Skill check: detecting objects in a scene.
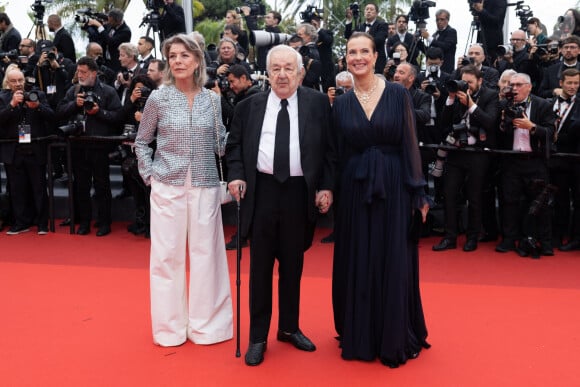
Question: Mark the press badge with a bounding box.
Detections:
[47,85,56,94]
[19,124,31,143]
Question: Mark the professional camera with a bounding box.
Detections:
[136,86,152,110]
[497,44,513,57]
[23,90,40,103]
[108,145,131,163]
[500,86,525,128]
[429,121,469,177]
[534,41,559,57]
[58,120,84,136]
[429,147,448,177]
[83,91,100,111]
[424,65,440,94]
[349,2,360,19]
[75,8,108,25]
[460,55,474,66]
[139,10,161,31]
[300,5,323,23]
[122,70,132,82]
[204,67,230,93]
[408,0,436,27]
[335,86,347,96]
[235,0,266,17]
[445,79,468,93]
[0,49,18,61]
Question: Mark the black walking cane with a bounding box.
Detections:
[235,185,242,357]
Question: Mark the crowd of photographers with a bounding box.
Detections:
[1,2,580,259]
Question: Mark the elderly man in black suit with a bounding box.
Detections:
[47,14,76,63]
[0,67,55,235]
[85,8,132,72]
[495,73,556,258]
[423,9,457,74]
[227,44,336,366]
[345,3,388,74]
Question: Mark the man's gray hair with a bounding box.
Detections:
[266,45,304,73]
[335,71,354,84]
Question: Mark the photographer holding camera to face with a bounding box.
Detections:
[56,56,124,237]
[495,73,556,257]
[242,4,281,72]
[432,65,499,252]
[0,66,55,235]
[469,0,507,65]
[85,8,132,73]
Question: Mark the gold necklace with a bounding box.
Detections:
[354,77,379,105]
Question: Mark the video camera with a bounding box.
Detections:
[300,5,323,23]
[236,0,266,17]
[146,0,165,10]
[508,1,533,31]
[31,0,51,23]
[408,0,436,28]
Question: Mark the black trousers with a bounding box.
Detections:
[501,157,551,242]
[442,152,489,239]
[72,147,112,227]
[4,149,48,228]
[550,159,580,239]
[248,172,311,343]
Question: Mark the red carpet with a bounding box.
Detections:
[1,224,579,386]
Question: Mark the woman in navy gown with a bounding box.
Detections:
[331,32,430,367]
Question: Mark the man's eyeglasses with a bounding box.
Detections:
[509,82,529,88]
[510,38,525,42]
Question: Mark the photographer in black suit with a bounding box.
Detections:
[47,14,76,63]
[538,36,580,98]
[308,13,334,92]
[432,65,499,252]
[0,67,55,235]
[423,9,457,74]
[244,8,282,72]
[495,73,556,257]
[85,8,132,72]
[470,0,507,65]
[159,0,186,41]
[345,3,388,74]
[549,69,580,251]
[57,57,124,237]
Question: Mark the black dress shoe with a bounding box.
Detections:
[60,218,71,227]
[560,239,580,252]
[432,238,457,251]
[276,329,316,352]
[495,239,515,253]
[540,243,554,256]
[76,224,90,235]
[96,225,111,237]
[463,238,478,252]
[244,342,266,366]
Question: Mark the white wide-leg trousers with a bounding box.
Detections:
[149,178,233,346]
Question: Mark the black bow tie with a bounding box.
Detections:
[365,23,372,28]
[558,96,571,104]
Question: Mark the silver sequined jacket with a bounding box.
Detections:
[135,86,226,187]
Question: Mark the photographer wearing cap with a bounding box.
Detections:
[57,56,124,237]
[432,65,499,252]
[0,66,55,235]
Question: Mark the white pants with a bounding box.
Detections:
[149,178,233,346]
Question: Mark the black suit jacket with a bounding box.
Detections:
[98,22,132,73]
[551,95,580,155]
[386,32,424,68]
[316,28,335,91]
[474,0,507,62]
[429,26,457,73]
[498,94,556,154]
[345,20,388,74]
[0,89,55,164]
[226,87,336,241]
[53,28,76,63]
[441,86,500,148]
[538,62,580,98]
